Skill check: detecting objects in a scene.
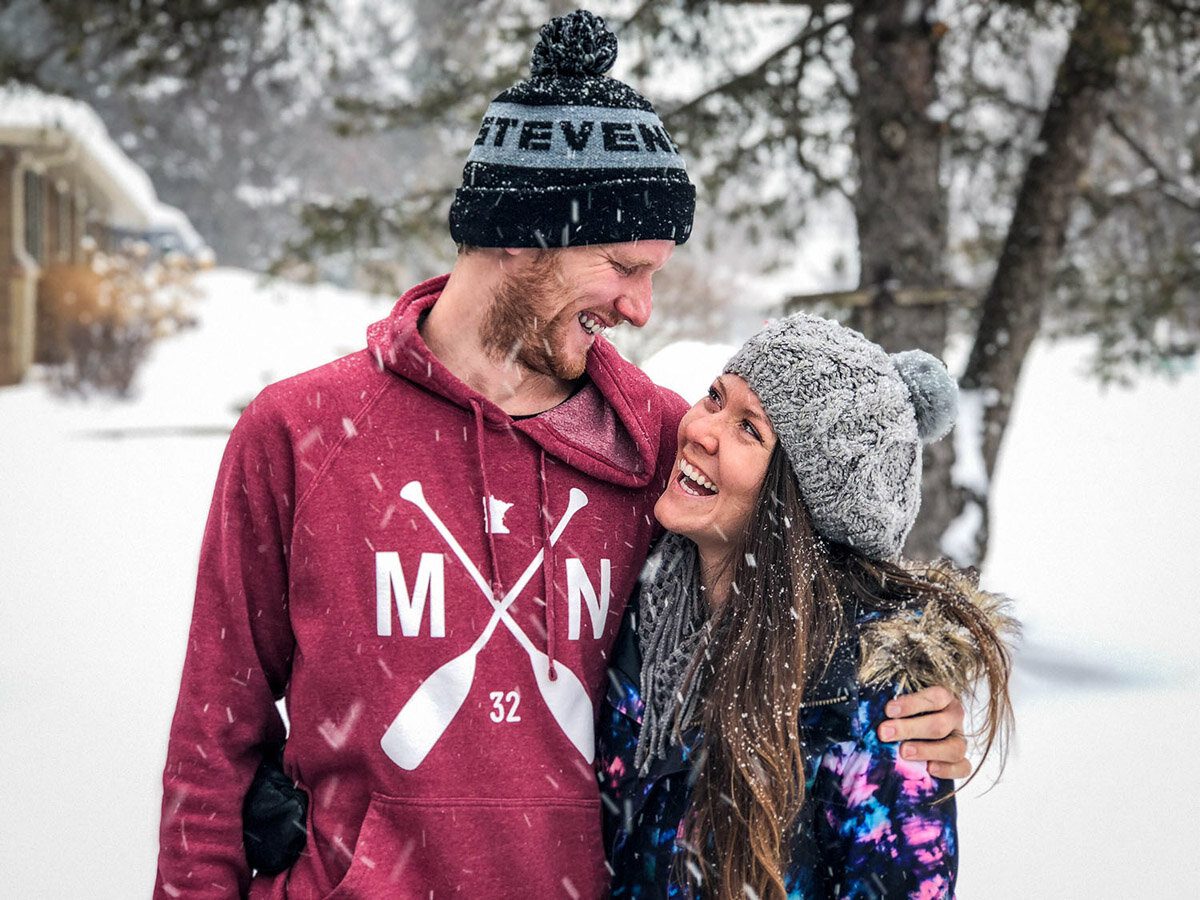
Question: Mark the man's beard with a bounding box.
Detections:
[482,254,590,381]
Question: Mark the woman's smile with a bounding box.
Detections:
[675,457,719,496]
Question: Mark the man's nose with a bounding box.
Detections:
[615,280,653,328]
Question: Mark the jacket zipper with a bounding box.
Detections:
[799,692,850,709]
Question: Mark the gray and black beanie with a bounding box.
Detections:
[448,9,695,248]
[724,313,959,561]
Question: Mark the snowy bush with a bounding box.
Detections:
[36,242,206,397]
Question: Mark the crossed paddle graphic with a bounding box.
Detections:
[380,481,594,770]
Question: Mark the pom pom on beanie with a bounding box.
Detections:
[891,350,959,442]
[530,9,618,77]
[449,8,695,248]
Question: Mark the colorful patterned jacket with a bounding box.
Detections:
[598,593,960,899]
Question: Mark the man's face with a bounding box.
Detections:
[482,240,674,381]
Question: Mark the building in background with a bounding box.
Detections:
[0,86,203,386]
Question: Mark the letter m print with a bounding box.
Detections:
[376,552,445,637]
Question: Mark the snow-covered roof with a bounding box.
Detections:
[0,84,204,252]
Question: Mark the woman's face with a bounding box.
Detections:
[654,374,778,556]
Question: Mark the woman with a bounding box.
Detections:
[599,312,1015,899]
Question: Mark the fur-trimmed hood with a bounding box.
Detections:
[858,566,1019,698]
[802,564,1019,713]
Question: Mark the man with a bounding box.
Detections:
[155,11,969,898]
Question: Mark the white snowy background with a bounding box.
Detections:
[2,268,1197,898]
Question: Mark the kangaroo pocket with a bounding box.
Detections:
[322,793,607,900]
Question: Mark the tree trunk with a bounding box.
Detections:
[846,0,953,560]
[950,0,1136,566]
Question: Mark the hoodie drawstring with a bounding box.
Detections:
[469,400,505,603]
[539,450,557,680]
[469,400,557,681]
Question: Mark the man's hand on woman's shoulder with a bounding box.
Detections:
[876,685,971,780]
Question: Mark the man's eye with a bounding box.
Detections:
[612,261,632,276]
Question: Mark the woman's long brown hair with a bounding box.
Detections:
[679,445,1015,900]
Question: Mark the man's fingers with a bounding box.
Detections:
[884,685,955,719]
[898,732,968,764]
[879,687,973,780]
[877,708,959,743]
[928,759,972,780]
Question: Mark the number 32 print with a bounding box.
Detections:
[488,690,521,723]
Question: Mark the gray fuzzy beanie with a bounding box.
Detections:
[724,313,958,560]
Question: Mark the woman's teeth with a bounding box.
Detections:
[578,312,606,336]
[679,459,718,495]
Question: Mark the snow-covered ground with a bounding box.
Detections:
[2,269,1196,897]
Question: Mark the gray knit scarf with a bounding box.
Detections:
[635,532,713,775]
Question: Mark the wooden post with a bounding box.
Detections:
[70,186,85,264]
[0,151,40,386]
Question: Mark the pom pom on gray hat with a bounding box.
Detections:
[891,350,959,442]
[530,9,618,77]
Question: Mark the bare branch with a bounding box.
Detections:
[1104,111,1200,213]
[692,0,831,7]
[786,286,977,310]
[619,0,660,30]
[662,10,852,126]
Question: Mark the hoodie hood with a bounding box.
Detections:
[366,274,667,490]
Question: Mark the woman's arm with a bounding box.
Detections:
[812,685,957,899]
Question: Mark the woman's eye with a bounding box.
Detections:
[706,386,721,406]
[742,420,762,441]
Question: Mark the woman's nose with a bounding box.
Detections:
[684,411,719,455]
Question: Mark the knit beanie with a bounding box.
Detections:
[724,313,958,561]
[448,9,695,248]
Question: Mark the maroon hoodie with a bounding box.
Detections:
[154,275,686,899]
